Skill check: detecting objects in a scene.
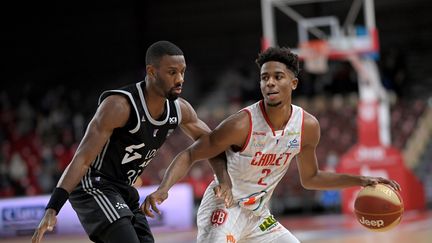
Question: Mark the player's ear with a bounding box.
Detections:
[291,78,298,90]
[146,65,156,78]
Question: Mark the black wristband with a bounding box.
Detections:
[46,187,70,215]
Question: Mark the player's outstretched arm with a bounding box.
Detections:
[296,111,401,192]
[142,110,249,217]
[176,99,233,206]
[32,95,130,243]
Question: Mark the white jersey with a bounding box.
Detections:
[226,100,304,215]
[196,101,303,243]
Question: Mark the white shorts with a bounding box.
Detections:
[197,183,300,243]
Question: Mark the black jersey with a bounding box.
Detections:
[88,81,181,186]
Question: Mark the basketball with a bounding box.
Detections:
[354,184,404,232]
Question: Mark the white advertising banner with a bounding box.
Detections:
[0,183,194,237]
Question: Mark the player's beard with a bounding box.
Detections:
[166,84,182,101]
[166,89,180,101]
[155,74,180,101]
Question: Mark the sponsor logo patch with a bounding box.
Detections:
[259,215,278,232]
[210,209,228,226]
[169,117,177,124]
[287,131,300,136]
[252,137,265,149]
[287,138,299,149]
[359,216,384,227]
[115,202,129,210]
[253,131,266,136]
[226,234,236,243]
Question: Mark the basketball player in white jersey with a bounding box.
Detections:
[143,47,401,242]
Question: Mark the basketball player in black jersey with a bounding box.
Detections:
[32,41,233,243]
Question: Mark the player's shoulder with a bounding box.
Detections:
[176,97,191,110]
[302,109,319,129]
[100,94,131,112]
[303,109,320,134]
[96,94,131,128]
[176,97,196,120]
[219,109,250,130]
[300,108,320,146]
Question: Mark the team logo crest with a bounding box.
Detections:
[210,209,228,227]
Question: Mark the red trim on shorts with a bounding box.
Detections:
[240,109,252,152]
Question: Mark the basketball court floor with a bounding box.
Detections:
[5,209,431,243]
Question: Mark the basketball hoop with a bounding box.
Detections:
[299,40,330,74]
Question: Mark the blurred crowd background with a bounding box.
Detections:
[3,0,432,217]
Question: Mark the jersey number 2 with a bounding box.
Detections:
[257,169,271,186]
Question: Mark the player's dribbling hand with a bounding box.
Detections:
[361,176,402,192]
[213,183,234,208]
[32,208,57,243]
[141,190,168,218]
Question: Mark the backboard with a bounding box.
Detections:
[260,0,379,60]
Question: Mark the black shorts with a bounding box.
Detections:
[69,174,153,242]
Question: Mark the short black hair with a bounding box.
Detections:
[255,47,299,77]
[145,41,184,66]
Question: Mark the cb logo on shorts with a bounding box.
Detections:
[210,209,227,226]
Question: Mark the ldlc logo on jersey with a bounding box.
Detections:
[169,117,177,124]
[287,138,299,149]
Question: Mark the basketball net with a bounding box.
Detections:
[299,40,329,74]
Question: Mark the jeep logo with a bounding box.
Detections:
[359,216,384,227]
